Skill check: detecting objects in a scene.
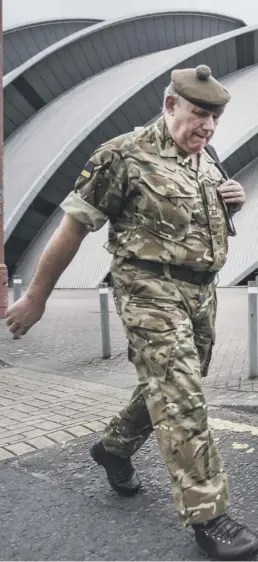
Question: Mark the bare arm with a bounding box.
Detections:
[6,142,125,336]
[26,213,87,303]
[5,214,87,336]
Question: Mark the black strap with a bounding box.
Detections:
[205,144,236,237]
[205,144,228,180]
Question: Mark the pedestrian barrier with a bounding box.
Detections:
[248,278,258,378]
[12,274,22,340]
[99,282,111,359]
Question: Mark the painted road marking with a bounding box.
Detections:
[232,443,249,450]
[231,443,254,453]
[209,417,258,437]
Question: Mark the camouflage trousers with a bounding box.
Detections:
[102,261,229,526]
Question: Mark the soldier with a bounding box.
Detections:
[5,65,258,560]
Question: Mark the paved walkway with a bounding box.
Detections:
[0,367,131,459]
[1,408,258,561]
[0,364,257,459]
[0,286,258,458]
[0,287,251,385]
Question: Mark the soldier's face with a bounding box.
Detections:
[165,96,221,154]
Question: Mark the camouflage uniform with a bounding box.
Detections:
[61,115,233,525]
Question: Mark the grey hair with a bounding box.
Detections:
[162,84,181,112]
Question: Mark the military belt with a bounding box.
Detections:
[123,258,216,285]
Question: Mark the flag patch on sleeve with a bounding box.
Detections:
[80,160,95,179]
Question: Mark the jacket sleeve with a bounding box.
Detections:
[60,143,126,231]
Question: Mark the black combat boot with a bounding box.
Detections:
[193,513,258,560]
[90,440,141,496]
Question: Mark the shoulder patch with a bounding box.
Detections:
[80,160,95,179]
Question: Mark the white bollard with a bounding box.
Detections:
[13,275,22,302]
[99,282,111,359]
[248,279,258,378]
[12,275,22,340]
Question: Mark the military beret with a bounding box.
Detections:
[171,65,231,113]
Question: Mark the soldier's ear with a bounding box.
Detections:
[165,95,177,115]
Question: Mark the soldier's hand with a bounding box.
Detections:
[5,294,46,337]
[218,180,245,207]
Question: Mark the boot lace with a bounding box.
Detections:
[204,514,244,544]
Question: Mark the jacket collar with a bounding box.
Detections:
[152,115,217,171]
[152,115,192,165]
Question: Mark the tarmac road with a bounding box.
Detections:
[1,406,258,561]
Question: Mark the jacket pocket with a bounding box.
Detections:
[137,171,196,241]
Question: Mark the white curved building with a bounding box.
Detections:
[3,4,258,287]
[3,0,251,28]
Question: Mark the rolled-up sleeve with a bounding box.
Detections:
[60,143,126,231]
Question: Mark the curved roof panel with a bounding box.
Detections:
[3,19,100,75]
[5,24,258,276]
[3,10,245,140]
[3,1,247,29]
[218,158,258,286]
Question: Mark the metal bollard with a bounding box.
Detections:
[13,275,22,302]
[13,275,22,340]
[99,282,111,359]
[248,279,258,378]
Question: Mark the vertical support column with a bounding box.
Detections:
[0,0,8,318]
[99,282,111,359]
[12,275,22,340]
[248,279,258,379]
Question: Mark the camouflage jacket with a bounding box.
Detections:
[60,116,234,272]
